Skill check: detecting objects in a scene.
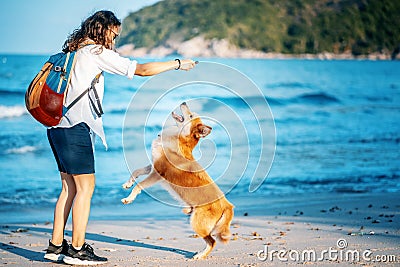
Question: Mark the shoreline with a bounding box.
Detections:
[118,47,397,61]
[1,191,399,266]
[116,37,399,61]
[1,51,397,61]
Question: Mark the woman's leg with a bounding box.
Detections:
[71,173,96,248]
[51,172,76,245]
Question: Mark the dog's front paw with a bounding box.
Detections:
[182,207,193,215]
[121,197,133,204]
[122,180,134,189]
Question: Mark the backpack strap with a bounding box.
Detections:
[88,72,104,117]
[64,72,103,116]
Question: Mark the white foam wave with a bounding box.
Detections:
[6,146,37,154]
[0,105,27,119]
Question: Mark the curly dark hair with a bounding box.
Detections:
[62,10,121,53]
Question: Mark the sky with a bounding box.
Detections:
[0,0,160,55]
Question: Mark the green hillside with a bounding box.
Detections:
[118,0,400,57]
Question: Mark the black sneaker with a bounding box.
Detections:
[63,242,108,265]
[44,239,69,262]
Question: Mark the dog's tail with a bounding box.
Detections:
[214,203,234,244]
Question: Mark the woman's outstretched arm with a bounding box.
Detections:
[135,59,196,76]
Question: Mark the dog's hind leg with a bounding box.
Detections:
[190,209,217,259]
[192,235,216,260]
[121,170,161,204]
[122,164,152,189]
[214,205,234,243]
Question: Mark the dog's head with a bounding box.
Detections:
[172,102,212,140]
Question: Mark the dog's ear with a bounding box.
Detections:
[196,124,212,138]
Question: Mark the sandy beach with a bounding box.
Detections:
[1,192,399,266]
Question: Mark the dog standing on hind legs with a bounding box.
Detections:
[121,102,234,259]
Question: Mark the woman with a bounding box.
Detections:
[43,10,196,265]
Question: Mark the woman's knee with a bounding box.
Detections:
[60,172,77,195]
[73,173,96,196]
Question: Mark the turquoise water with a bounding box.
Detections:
[0,55,399,223]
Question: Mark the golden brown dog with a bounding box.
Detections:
[121,102,234,259]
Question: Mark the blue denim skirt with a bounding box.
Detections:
[47,122,95,174]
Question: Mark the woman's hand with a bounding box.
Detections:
[178,59,198,71]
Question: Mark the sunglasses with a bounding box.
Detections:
[110,29,120,40]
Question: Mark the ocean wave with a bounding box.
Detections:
[0,105,27,119]
[293,92,340,104]
[108,108,128,115]
[205,96,282,108]
[0,193,57,206]
[267,82,316,90]
[0,88,24,96]
[348,136,400,144]
[5,145,38,154]
[209,93,339,107]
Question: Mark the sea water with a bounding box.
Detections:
[0,55,399,223]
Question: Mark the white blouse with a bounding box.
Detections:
[53,45,137,149]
